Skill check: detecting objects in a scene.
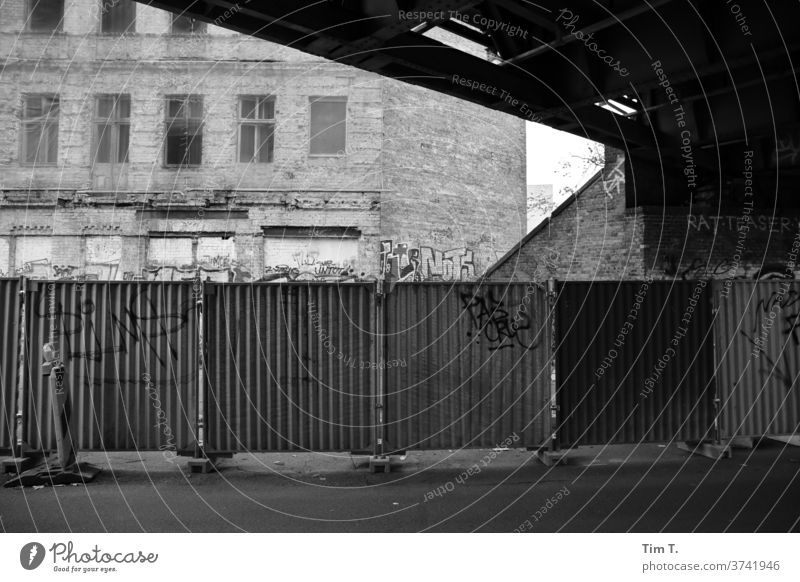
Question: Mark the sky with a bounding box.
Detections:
[526,121,602,202]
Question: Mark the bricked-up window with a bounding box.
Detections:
[171,13,206,34]
[101,0,135,34]
[21,95,59,164]
[28,0,64,32]
[238,96,275,163]
[93,95,130,164]
[165,95,203,166]
[309,97,347,155]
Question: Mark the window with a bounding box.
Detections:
[165,95,203,166]
[238,96,275,164]
[171,13,206,34]
[309,97,347,155]
[93,95,130,164]
[21,95,59,165]
[101,0,135,34]
[28,0,64,32]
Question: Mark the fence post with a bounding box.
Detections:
[537,278,568,467]
[710,280,722,445]
[369,278,390,473]
[14,276,27,459]
[547,278,560,452]
[188,275,214,473]
[1,277,39,474]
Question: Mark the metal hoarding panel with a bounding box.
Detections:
[385,282,551,450]
[713,280,800,438]
[205,283,374,452]
[24,281,198,452]
[0,279,20,452]
[556,281,715,446]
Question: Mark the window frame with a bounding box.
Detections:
[26,0,65,33]
[237,95,276,165]
[163,94,204,168]
[308,96,348,157]
[99,0,137,35]
[20,94,60,166]
[92,94,131,165]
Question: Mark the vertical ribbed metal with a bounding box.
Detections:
[205,282,374,452]
[385,282,551,450]
[557,281,716,446]
[24,281,197,451]
[713,280,800,438]
[0,278,21,452]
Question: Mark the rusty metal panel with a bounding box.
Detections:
[385,282,551,450]
[205,283,374,452]
[713,281,800,438]
[557,281,716,446]
[0,279,21,452]
[24,281,198,452]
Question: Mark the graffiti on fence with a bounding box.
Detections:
[460,290,540,351]
[740,287,800,389]
[32,287,194,367]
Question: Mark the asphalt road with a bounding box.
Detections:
[2,441,799,532]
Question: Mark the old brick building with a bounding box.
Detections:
[488,146,800,282]
[0,0,526,282]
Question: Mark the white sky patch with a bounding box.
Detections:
[526,121,603,202]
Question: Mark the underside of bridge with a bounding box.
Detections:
[138,0,800,209]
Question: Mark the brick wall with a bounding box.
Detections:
[380,80,527,281]
[0,0,526,283]
[488,147,645,282]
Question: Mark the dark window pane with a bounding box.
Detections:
[29,0,64,32]
[117,124,130,162]
[188,97,203,119]
[309,100,346,155]
[167,99,183,118]
[257,125,274,163]
[241,98,256,119]
[94,123,112,163]
[24,96,42,119]
[186,132,202,165]
[101,0,135,34]
[117,95,130,119]
[258,98,274,120]
[46,123,58,162]
[23,124,40,162]
[166,121,202,165]
[239,124,255,162]
[97,95,114,118]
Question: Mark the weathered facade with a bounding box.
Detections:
[488,146,800,282]
[0,0,526,283]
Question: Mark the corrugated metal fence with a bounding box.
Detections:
[23,281,199,452]
[556,281,717,446]
[713,281,800,439]
[0,279,21,452]
[1,278,798,458]
[385,283,552,450]
[204,283,375,452]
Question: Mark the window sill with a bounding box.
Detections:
[308,154,346,159]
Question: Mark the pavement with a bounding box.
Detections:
[1,440,799,532]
